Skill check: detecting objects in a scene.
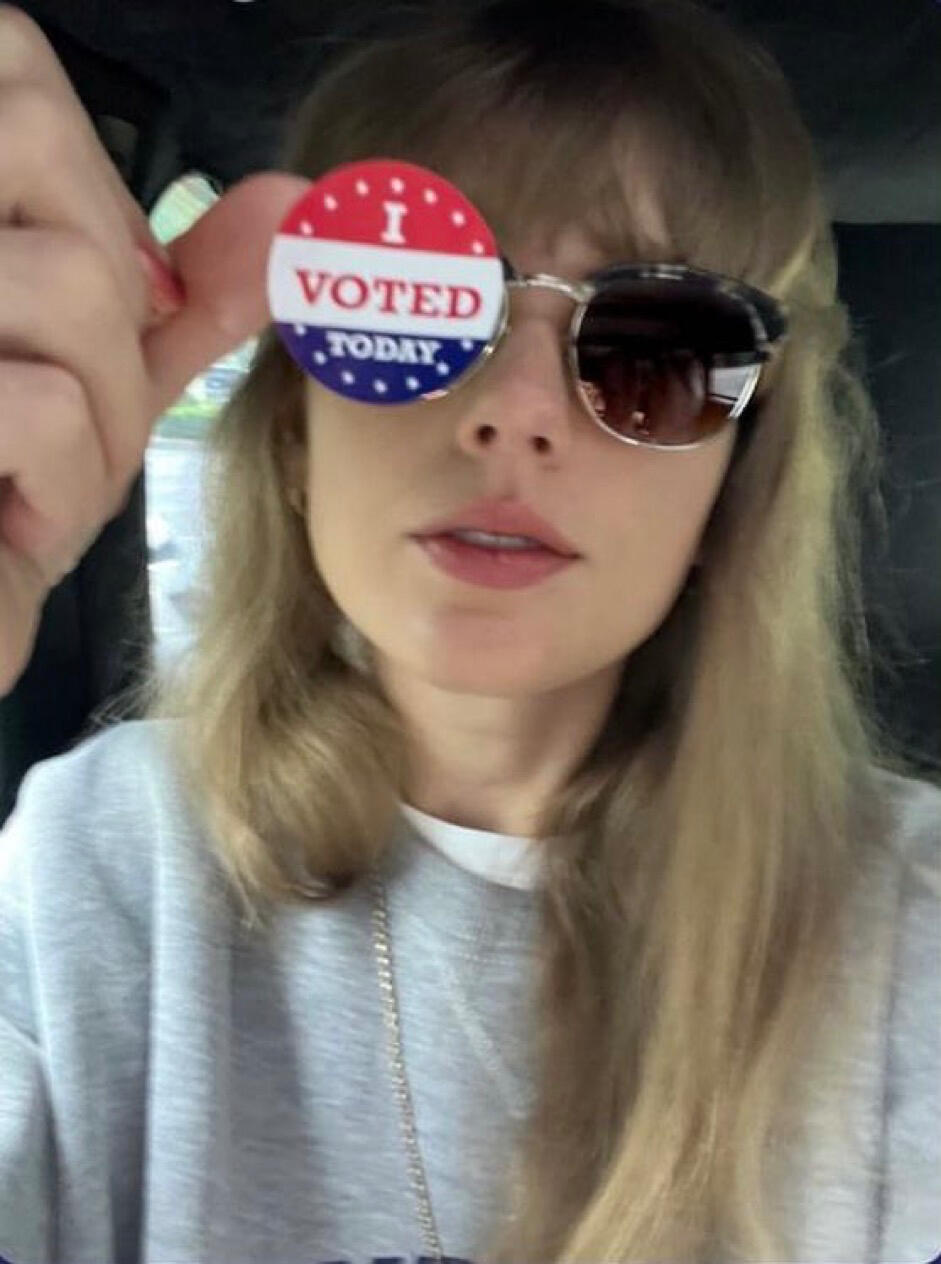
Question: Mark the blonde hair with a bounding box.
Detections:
[105,0,940,1259]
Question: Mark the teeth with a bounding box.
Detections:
[449,529,545,550]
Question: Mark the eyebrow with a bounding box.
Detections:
[500,254,610,287]
[501,251,690,287]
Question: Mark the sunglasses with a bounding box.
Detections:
[448,257,790,451]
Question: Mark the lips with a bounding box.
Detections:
[413,498,580,557]
[414,533,578,588]
[432,530,550,551]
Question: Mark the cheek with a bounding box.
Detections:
[599,436,733,574]
[306,392,377,521]
[305,398,410,588]
[307,385,417,485]
[305,396,358,571]
[570,458,722,656]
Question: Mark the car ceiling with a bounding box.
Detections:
[13,0,941,224]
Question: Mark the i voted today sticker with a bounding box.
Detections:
[267,158,506,404]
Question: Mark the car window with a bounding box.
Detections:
[145,174,256,671]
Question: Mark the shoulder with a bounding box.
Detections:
[0,717,220,937]
[865,767,941,1260]
[10,717,183,814]
[863,765,940,1028]
[866,763,941,899]
[4,717,187,861]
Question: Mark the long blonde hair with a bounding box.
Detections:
[105,1,940,1258]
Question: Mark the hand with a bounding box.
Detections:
[0,5,309,697]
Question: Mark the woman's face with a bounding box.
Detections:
[300,224,737,699]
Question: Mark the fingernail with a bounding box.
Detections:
[136,243,186,316]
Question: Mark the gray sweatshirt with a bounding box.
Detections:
[0,718,938,1264]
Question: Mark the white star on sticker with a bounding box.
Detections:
[324,195,338,210]
[341,371,355,384]
[356,180,369,195]
[313,351,327,365]
[423,189,437,204]
[406,376,420,390]
[294,324,306,336]
[390,178,405,193]
[451,211,466,226]
[300,221,313,235]
[460,339,473,351]
[436,363,450,375]
[373,380,387,393]
[471,241,484,254]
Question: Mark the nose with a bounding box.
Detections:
[452,302,581,460]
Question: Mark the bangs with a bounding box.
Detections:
[283,0,819,294]
[412,102,684,273]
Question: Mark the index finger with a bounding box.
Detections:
[0,5,170,326]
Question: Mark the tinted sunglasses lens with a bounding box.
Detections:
[576,281,763,446]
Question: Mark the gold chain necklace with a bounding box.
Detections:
[369,868,447,1259]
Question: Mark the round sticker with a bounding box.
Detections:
[266,158,505,404]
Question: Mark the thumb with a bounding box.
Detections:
[142,171,312,417]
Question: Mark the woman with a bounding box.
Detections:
[0,1,938,1262]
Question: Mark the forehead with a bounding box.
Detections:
[505,226,607,282]
[501,196,671,283]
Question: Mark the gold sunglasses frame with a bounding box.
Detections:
[430,256,790,453]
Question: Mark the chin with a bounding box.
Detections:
[410,640,589,698]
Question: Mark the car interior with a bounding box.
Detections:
[0,0,939,826]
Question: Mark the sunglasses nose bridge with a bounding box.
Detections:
[503,273,594,351]
[506,273,593,300]
[506,273,592,310]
